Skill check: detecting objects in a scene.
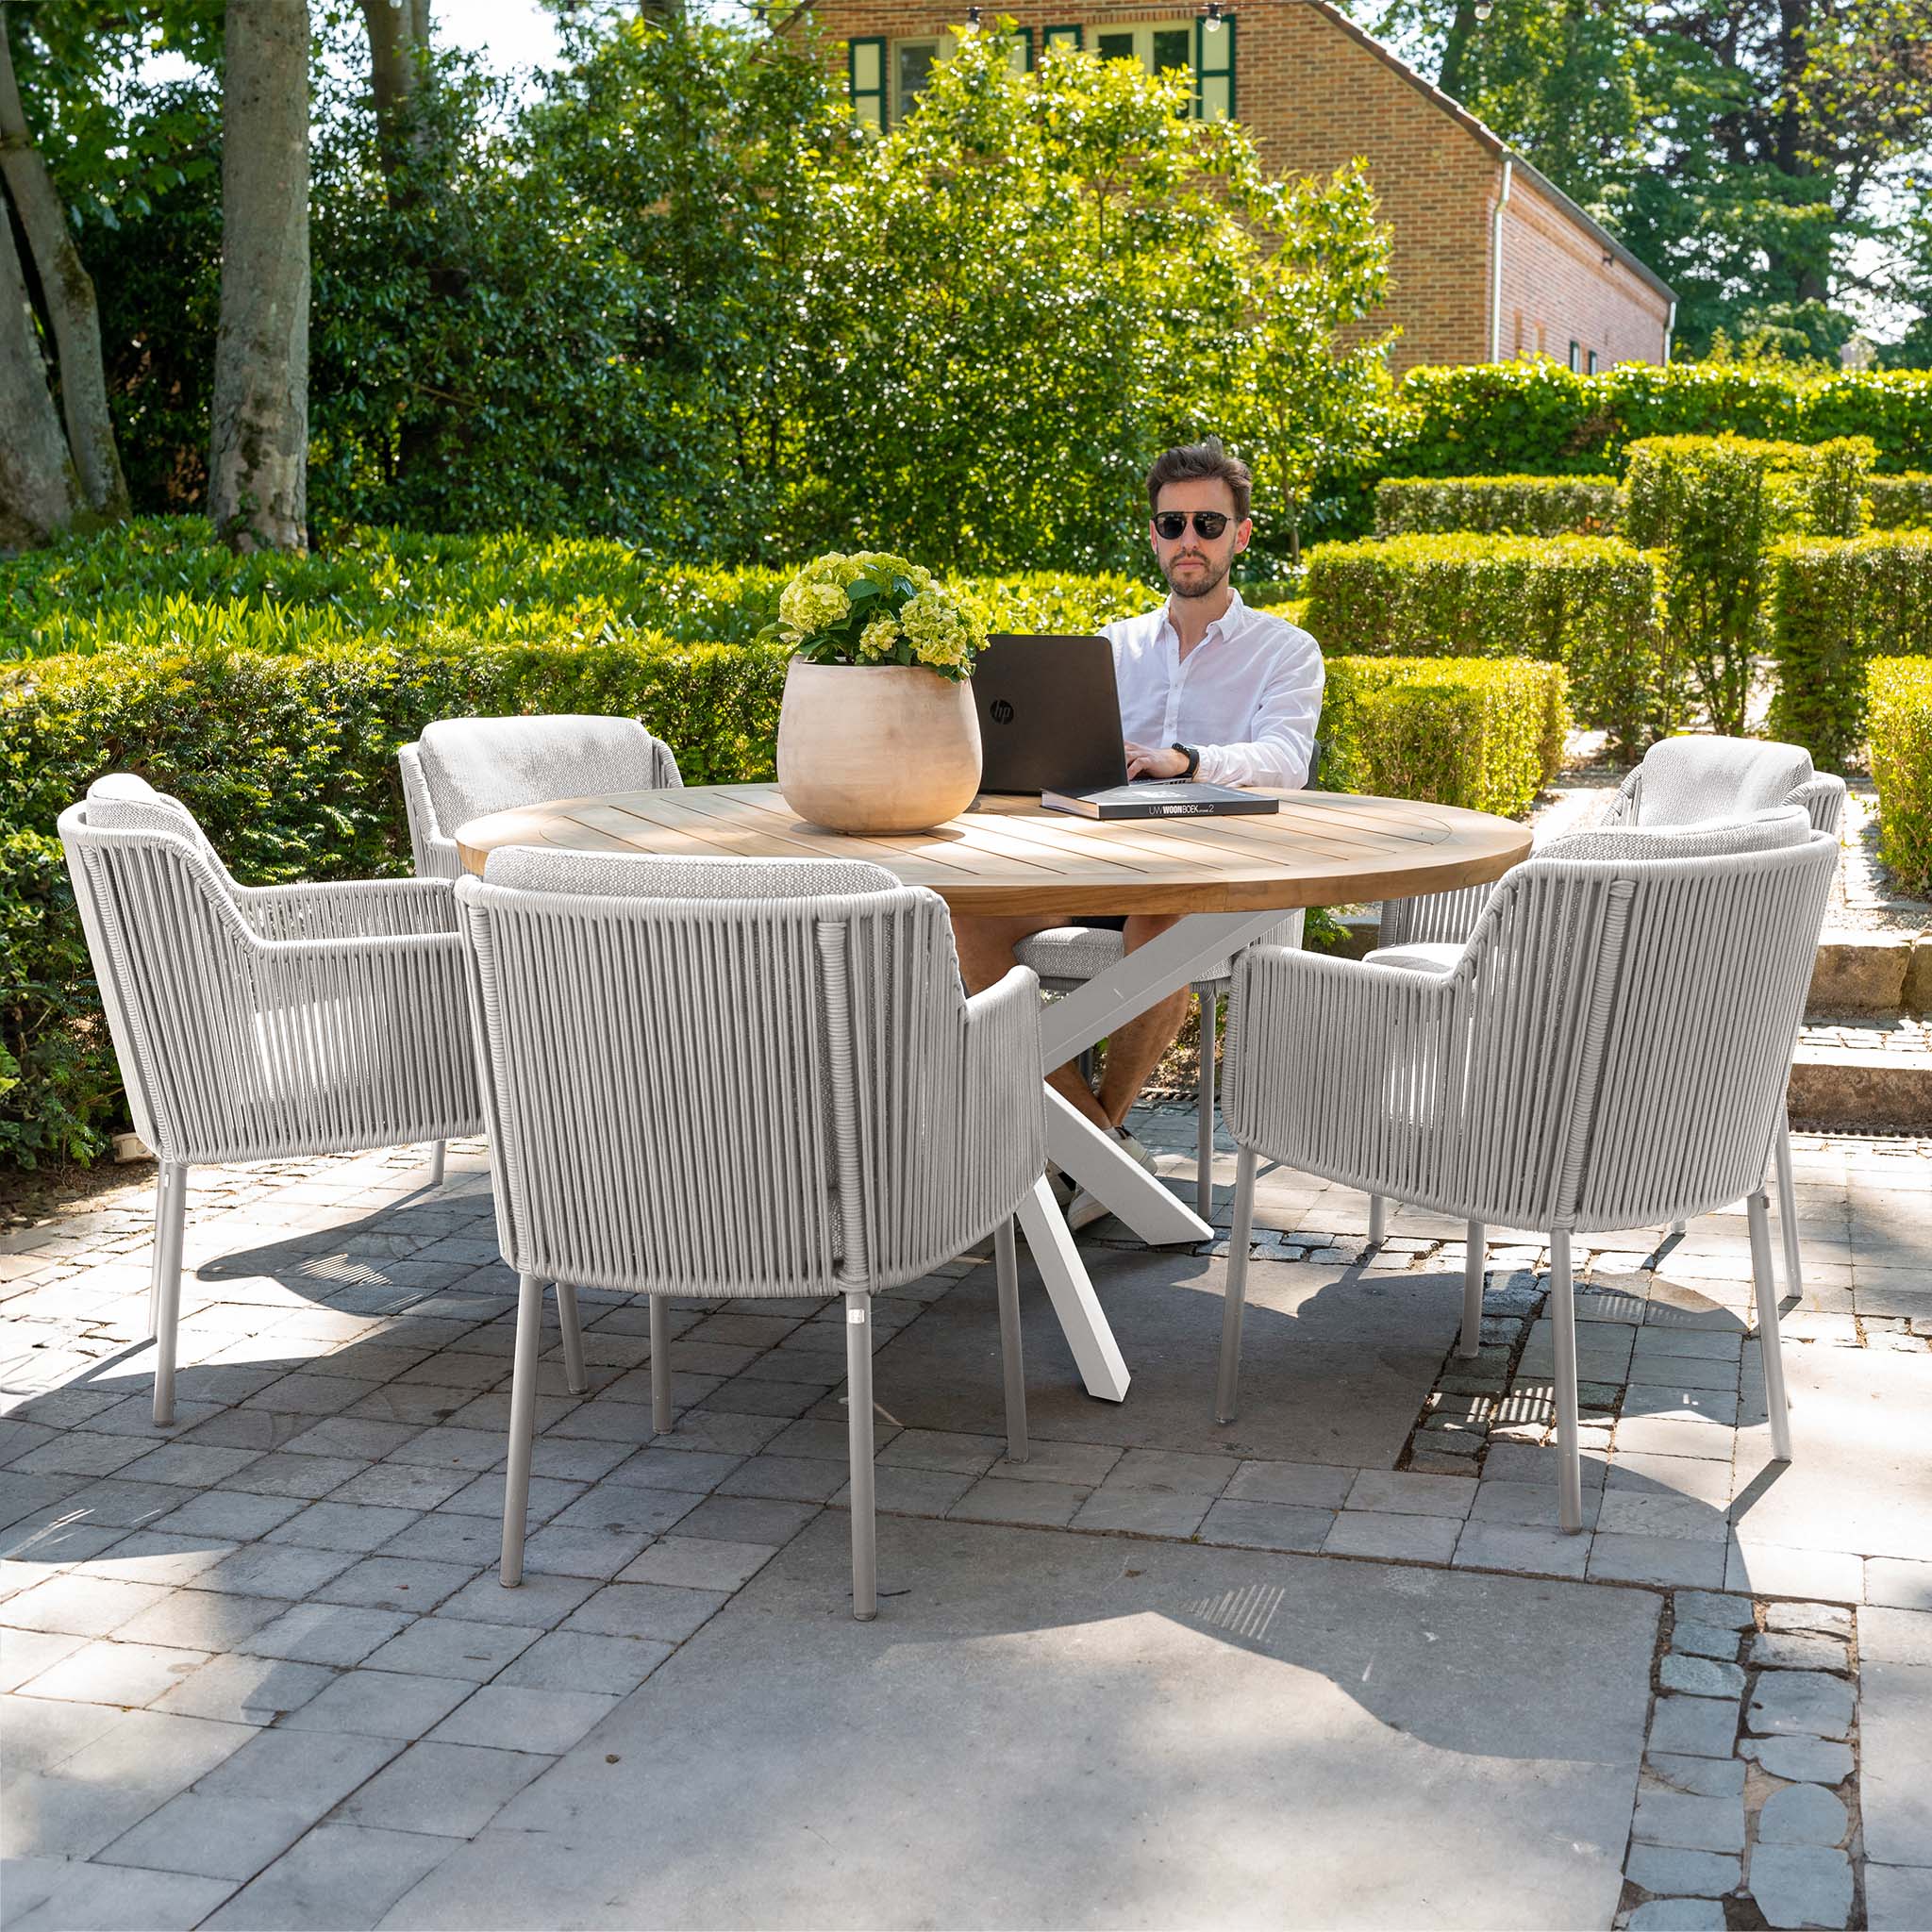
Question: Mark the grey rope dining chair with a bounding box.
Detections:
[456,847,1046,1621]
[399,713,683,1183]
[1214,810,1838,1531]
[1368,736,1847,1319]
[58,775,482,1426]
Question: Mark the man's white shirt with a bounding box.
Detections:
[1103,589,1324,791]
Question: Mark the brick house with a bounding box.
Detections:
[797,1,1676,372]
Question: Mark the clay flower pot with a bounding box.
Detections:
[776,658,983,834]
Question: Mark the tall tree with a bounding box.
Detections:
[359,0,428,177]
[0,0,130,546]
[209,0,310,551]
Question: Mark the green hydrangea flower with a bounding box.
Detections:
[768,550,988,681]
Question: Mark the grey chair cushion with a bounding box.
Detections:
[419,715,676,840]
[87,775,225,871]
[1539,807,1810,864]
[1362,940,1462,974]
[1629,738,1813,826]
[483,847,900,901]
[1014,926,1126,986]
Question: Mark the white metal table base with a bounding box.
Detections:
[1014,908,1299,1404]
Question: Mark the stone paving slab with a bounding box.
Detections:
[380,1514,1657,1932]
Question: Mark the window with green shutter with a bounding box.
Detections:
[1195,11,1234,120]
[1008,25,1035,71]
[848,36,886,127]
[1042,25,1084,51]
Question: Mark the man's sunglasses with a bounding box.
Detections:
[1152,510,1232,541]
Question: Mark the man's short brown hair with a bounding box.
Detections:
[1146,440,1252,521]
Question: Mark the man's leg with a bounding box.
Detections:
[1094,913,1192,1130]
[952,912,1113,1132]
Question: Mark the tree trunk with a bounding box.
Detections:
[209,0,311,553]
[359,0,429,177]
[0,201,82,549]
[1438,0,1478,104]
[0,2,130,526]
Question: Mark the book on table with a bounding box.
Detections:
[1041,781,1280,821]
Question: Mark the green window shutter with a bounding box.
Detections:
[1194,12,1235,120]
[848,36,886,127]
[1008,25,1035,71]
[1043,25,1084,52]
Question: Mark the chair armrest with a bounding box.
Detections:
[237,877,459,941]
[959,963,1049,1211]
[1224,945,1470,1197]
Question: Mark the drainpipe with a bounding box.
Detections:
[1663,299,1676,365]
[1489,157,1513,362]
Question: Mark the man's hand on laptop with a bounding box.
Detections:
[1124,741,1190,780]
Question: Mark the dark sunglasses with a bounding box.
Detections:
[1153,510,1231,541]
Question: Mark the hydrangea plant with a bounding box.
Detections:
[768,552,988,681]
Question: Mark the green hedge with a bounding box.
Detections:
[1769,534,1932,770]
[1,635,1558,1166]
[1869,658,1932,897]
[1301,532,1658,753]
[1867,475,1932,531]
[1374,475,1621,538]
[1322,658,1568,820]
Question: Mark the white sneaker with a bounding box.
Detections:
[1066,1188,1110,1231]
[1114,1126,1156,1171]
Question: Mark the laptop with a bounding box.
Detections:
[974,635,1128,795]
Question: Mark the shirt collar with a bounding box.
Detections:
[1162,585,1247,645]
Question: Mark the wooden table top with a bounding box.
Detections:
[456,784,1533,917]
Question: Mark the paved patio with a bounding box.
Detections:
[3,1111,1929,1931]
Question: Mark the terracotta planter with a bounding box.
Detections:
[776,658,983,835]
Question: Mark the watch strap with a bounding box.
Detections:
[1172,742,1201,781]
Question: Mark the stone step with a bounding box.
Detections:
[1790,1019,1932,1130]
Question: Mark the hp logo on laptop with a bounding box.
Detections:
[991,699,1015,724]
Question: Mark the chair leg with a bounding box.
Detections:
[845,1292,877,1622]
[152,1162,187,1427]
[556,1283,588,1396]
[500,1271,544,1587]
[1459,1220,1484,1358]
[1773,1114,1804,1304]
[1748,1190,1795,1463]
[146,1165,168,1341]
[1550,1228,1583,1534]
[1215,1146,1259,1424]
[1196,988,1216,1224]
[1367,1193,1387,1247]
[994,1218,1027,1464]
[649,1295,674,1436]
[429,1140,446,1189]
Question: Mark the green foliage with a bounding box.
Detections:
[1867,475,1932,530]
[1374,475,1622,538]
[1302,533,1661,753]
[769,554,987,679]
[1622,434,1875,736]
[1321,658,1568,821]
[1868,658,1932,897]
[1769,534,1932,769]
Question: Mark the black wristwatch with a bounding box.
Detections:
[1172,742,1200,781]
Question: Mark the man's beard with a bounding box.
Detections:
[1163,551,1230,600]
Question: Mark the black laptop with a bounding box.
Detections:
[974,635,1128,795]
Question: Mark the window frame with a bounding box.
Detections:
[848,34,887,127]
[1195,9,1235,120]
[1043,24,1085,51]
[1587,348,1599,375]
[1568,340,1581,373]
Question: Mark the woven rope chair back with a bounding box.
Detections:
[458,851,992,1299]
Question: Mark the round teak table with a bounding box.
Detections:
[457,783,1532,1403]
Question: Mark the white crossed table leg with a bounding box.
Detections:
[1012,907,1300,1403]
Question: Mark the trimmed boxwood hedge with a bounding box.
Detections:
[1301,532,1657,753]
[1868,658,1932,896]
[0,635,1561,1167]
[1768,533,1932,770]
[1374,475,1621,538]
[1867,475,1932,531]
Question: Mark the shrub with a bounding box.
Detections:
[1321,658,1568,820]
[1374,475,1621,538]
[1,633,1554,1165]
[1301,532,1659,753]
[1622,435,1874,737]
[1769,535,1932,770]
[1867,475,1932,531]
[1868,658,1932,897]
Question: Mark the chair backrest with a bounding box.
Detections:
[456,849,978,1298]
[1605,736,1816,829]
[1447,812,1834,1233]
[410,716,682,857]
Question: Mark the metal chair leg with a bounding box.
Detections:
[1367,1193,1387,1247]
[146,1164,168,1341]
[1459,1220,1484,1358]
[1550,1228,1583,1533]
[995,1218,1026,1463]
[1773,1114,1804,1304]
[429,1140,446,1189]
[649,1295,674,1436]
[1749,1190,1795,1462]
[1215,1146,1259,1424]
[152,1162,187,1427]
[556,1282,588,1395]
[845,1292,877,1621]
[500,1271,543,1587]
[1196,988,1216,1224]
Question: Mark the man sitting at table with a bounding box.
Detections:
[952,438,1324,1225]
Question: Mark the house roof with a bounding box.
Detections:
[1300,0,1677,306]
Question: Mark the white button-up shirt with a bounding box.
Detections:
[1103,590,1324,791]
